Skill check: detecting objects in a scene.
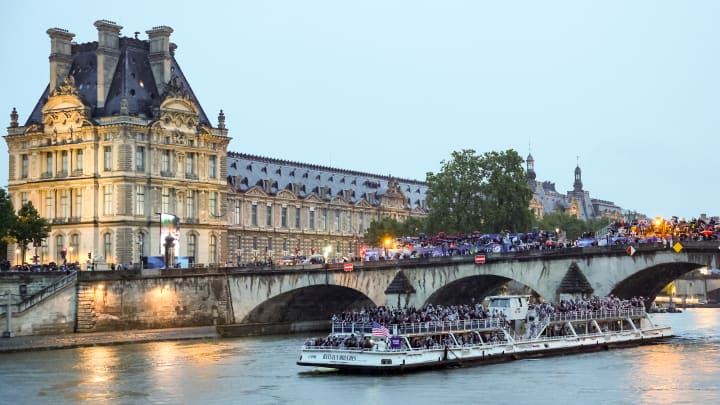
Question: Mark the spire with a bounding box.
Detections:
[573,157,583,192]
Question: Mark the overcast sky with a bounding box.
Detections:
[1,1,718,219]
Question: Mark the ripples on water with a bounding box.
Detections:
[0,309,719,405]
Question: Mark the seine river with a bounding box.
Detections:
[0,309,719,405]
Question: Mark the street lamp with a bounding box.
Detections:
[384,238,391,259]
[68,246,73,263]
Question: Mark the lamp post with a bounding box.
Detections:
[384,238,391,259]
[15,248,20,267]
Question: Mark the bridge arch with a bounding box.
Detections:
[425,275,531,306]
[242,285,376,323]
[610,262,703,300]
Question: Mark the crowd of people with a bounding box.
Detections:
[304,295,646,349]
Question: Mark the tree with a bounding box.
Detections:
[0,188,16,261]
[425,149,485,234]
[425,149,533,234]
[477,150,533,232]
[364,217,404,247]
[10,202,51,264]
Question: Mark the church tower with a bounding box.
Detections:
[573,164,583,193]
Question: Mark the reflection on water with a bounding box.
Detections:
[0,310,719,404]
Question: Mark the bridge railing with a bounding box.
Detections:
[540,308,646,323]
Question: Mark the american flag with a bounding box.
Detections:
[371,322,389,337]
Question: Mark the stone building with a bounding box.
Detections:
[525,154,622,221]
[4,21,428,268]
[4,21,229,268]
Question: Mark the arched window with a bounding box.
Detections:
[209,235,217,264]
[70,234,79,263]
[187,234,197,264]
[55,235,64,262]
[103,233,112,262]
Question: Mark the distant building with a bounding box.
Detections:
[525,154,622,221]
[3,21,428,267]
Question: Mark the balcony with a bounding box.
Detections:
[41,172,53,179]
[71,169,84,177]
[56,170,68,178]
[52,218,67,224]
[160,171,175,178]
[67,217,81,224]
[184,218,200,224]
[185,173,198,180]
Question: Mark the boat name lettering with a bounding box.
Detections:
[322,353,357,361]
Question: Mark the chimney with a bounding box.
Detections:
[47,27,75,92]
[94,20,123,109]
[146,26,174,95]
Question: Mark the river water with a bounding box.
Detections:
[0,309,718,405]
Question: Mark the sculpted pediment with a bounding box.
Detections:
[304,194,323,203]
[245,186,268,197]
[276,189,297,200]
[354,199,373,208]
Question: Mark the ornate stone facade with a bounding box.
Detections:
[4,21,428,267]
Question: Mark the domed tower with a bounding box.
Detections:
[573,164,583,193]
[526,153,536,181]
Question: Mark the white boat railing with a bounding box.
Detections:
[331,318,505,336]
[538,308,645,324]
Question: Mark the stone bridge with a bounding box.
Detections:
[231,241,720,324]
[4,242,719,336]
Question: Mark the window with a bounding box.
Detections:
[74,189,82,218]
[136,132,145,142]
[103,233,112,261]
[186,152,195,177]
[208,155,217,178]
[266,204,272,227]
[103,186,113,215]
[309,208,315,229]
[104,146,112,171]
[161,150,170,173]
[45,191,54,218]
[138,233,145,259]
[335,209,340,232]
[70,234,79,262]
[136,185,145,216]
[75,149,83,173]
[295,207,301,229]
[61,151,68,174]
[322,208,327,230]
[234,201,241,225]
[268,237,273,250]
[136,146,145,171]
[281,206,287,228]
[209,192,218,217]
[360,212,365,233]
[162,188,170,213]
[21,155,28,178]
[56,235,64,262]
[60,190,69,218]
[209,235,217,264]
[251,204,258,226]
[186,190,195,218]
[252,237,258,249]
[187,234,196,263]
[20,192,28,207]
[46,152,54,175]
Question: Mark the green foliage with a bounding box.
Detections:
[9,201,51,263]
[364,217,404,247]
[534,211,611,241]
[0,188,16,261]
[425,149,533,234]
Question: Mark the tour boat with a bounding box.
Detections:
[297,295,673,373]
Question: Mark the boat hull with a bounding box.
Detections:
[297,326,673,374]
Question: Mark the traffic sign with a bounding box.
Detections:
[673,242,683,253]
[344,263,354,272]
[475,255,486,264]
[626,246,636,256]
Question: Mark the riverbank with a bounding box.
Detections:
[0,326,218,354]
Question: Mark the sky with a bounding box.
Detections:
[1,1,718,219]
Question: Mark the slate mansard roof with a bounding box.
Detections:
[25,37,211,126]
[227,152,428,210]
